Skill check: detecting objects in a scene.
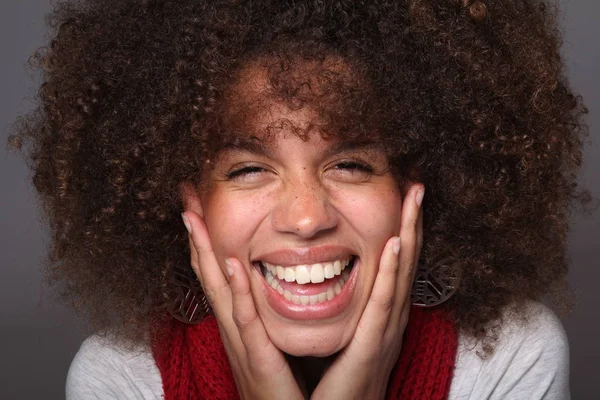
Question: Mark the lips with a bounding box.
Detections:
[253,246,359,320]
[253,245,355,267]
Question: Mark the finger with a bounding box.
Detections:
[188,236,202,281]
[414,205,423,271]
[349,235,401,347]
[227,258,282,366]
[182,211,231,316]
[398,184,423,279]
[392,184,424,321]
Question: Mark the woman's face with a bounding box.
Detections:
[196,64,403,357]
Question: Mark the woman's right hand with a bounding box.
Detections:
[182,208,305,400]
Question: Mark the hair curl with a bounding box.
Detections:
[11,0,588,345]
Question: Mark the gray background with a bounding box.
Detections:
[1,0,598,398]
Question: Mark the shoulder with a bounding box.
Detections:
[450,302,570,400]
[66,334,163,400]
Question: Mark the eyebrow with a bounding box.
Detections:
[222,136,274,157]
[325,141,383,156]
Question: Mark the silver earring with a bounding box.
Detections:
[164,264,212,324]
[411,258,459,307]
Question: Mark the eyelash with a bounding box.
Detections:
[225,165,265,180]
[332,161,374,174]
[225,160,375,180]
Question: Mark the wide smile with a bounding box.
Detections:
[253,254,359,320]
[259,257,355,305]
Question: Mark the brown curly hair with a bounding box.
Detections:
[11,0,588,345]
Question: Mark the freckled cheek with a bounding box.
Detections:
[335,190,402,239]
[203,193,273,257]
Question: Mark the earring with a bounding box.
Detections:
[411,258,459,307]
[164,263,212,324]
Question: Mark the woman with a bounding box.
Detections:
[12,0,587,398]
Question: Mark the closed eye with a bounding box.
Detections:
[326,159,377,183]
[225,165,266,180]
[334,161,374,173]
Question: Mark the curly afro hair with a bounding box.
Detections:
[11,0,588,345]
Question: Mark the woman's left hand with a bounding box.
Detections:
[310,183,424,400]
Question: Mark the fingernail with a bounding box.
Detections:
[181,213,192,234]
[225,259,234,277]
[415,187,425,207]
[392,237,401,255]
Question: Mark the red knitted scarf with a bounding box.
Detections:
[153,307,457,399]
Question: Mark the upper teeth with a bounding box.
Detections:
[261,258,351,284]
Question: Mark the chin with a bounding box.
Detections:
[266,323,353,357]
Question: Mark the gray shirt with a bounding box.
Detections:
[66,302,569,399]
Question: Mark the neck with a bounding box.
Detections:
[286,354,335,398]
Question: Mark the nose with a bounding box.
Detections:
[271,176,338,239]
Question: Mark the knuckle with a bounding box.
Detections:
[200,246,214,255]
[233,312,258,329]
[203,287,217,304]
[411,216,420,229]
[405,262,416,278]
[371,294,394,312]
[190,262,202,279]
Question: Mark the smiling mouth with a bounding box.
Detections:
[257,256,357,305]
